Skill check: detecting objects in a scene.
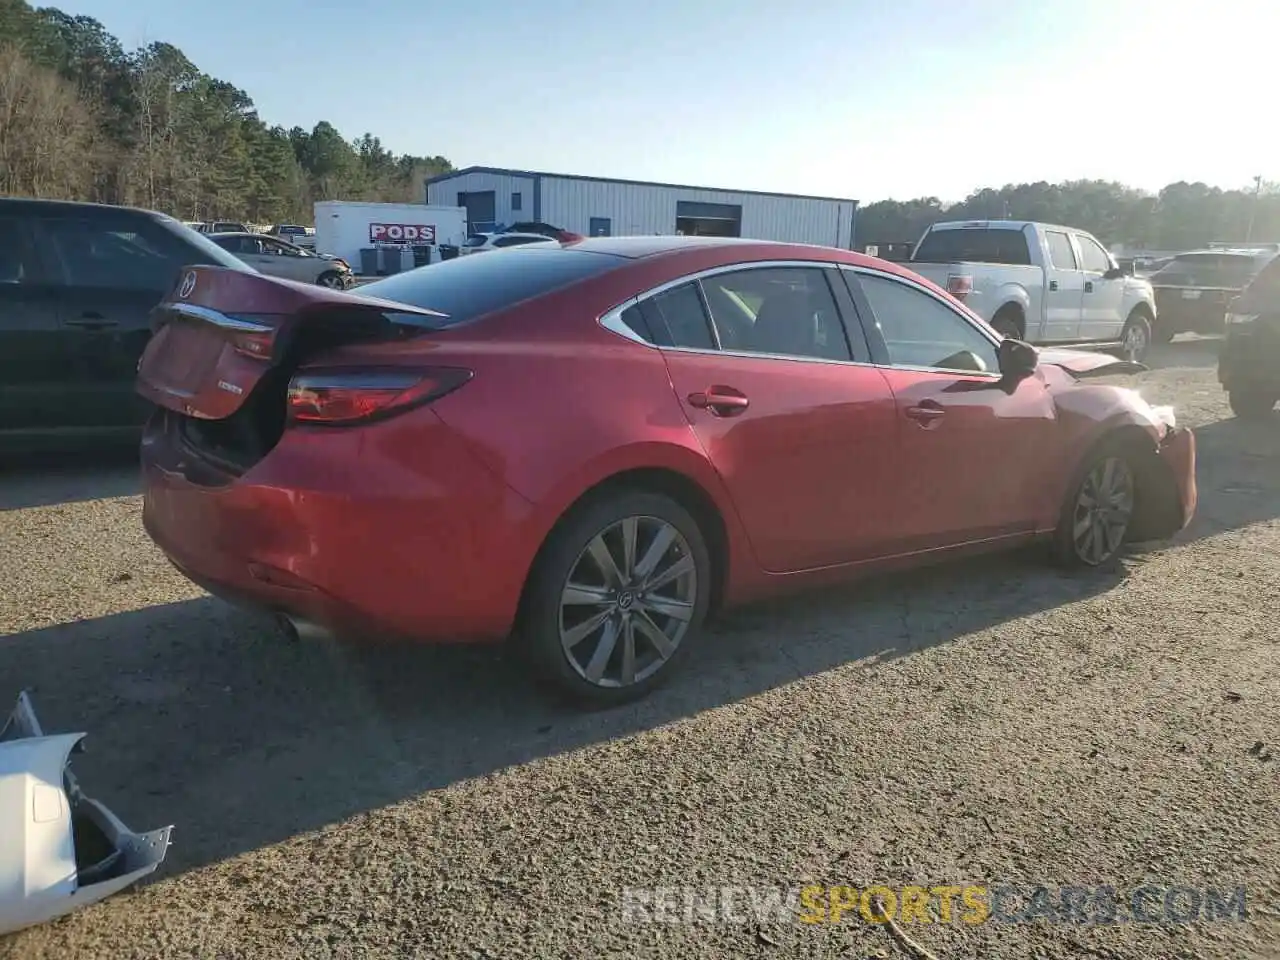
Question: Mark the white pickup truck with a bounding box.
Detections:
[908,220,1158,361]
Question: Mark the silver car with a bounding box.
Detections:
[207,232,353,288]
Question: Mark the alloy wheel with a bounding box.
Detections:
[1123,322,1149,361]
[558,515,698,688]
[319,273,345,288]
[1071,456,1135,565]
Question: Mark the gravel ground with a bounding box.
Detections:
[1,337,1277,960]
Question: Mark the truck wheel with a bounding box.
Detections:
[1119,311,1152,363]
[1228,389,1277,420]
[991,306,1024,340]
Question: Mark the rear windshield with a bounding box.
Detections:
[358,246,625,328]
[1152,253,1273,286]
[912,227,1032,266]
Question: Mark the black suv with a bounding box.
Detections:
[1219,254,1280,419]
[1148,249,1276,341]
[0,198,253,451]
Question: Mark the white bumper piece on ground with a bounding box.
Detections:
[0,692,172,936]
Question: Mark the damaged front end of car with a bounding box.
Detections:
[0,691,172,936]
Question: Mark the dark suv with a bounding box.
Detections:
[1219,255,1280,419]
[0,198,253,451]
[1148,249,1275,341]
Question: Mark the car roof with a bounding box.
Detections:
[0,197,166,218]
[559,235,889,267]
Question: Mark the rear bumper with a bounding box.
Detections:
[1218,324,1280,392]
[1153,290,1233,334]
[140,410,541,644]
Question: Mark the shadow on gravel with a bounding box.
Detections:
[0,547,1134,880]
[0,447,140,511]
[1141,335,1220,372]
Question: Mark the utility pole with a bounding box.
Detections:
[1245,174,1263,242]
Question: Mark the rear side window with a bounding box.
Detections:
[644,283,716,350]
[1045,231,1077,270]
[0,218,38,284]
[913,228,1032,266]
[38,217,240,291]
[358,247,625,328]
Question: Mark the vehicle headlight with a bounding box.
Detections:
[1149,405,1177,429]
[1226,312,1258,325]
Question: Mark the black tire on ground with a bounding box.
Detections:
[1153,325,1176,344]
[1051,436,1141,571]
[519,489,713,707]
[1228,389,1278,420]
[991,306,1024,340]
[1119,310,1153,363]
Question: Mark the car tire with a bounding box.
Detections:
[1228,389,1278,420]
[1052,438,1140,571]
[317,270,345,288]
[1153,326,1176,344]
[1118,310,1152,363]
[519,489,712,707]
[991,306,1024,340]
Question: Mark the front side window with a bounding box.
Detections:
[1045,231,1078,270]
[1074,235,1112,274]
[700,267,851,362]
[856,272,1000,374]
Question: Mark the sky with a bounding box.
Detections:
[60,0,1278,204]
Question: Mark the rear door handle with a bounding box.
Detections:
[905,400,946,427]
[688,386,749,417]
[1049,280,1059,291]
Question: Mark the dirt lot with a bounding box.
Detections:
[1,338,1277,960]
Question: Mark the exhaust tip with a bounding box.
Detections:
[276,614,331,642]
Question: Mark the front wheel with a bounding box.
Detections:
[317,270,346,288]
[1228,389,1278,420]
[519,490,712,706]
[1053,444,1138,570]
[1119,312,1152,363]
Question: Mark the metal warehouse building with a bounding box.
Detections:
[424,166,858,248]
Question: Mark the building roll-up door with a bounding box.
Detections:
[458,191,497,235]
[675,201,742,238]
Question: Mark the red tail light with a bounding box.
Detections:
[946,274,974,301]
[286,367,473,425]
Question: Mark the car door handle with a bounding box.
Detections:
[905,400,946,426]
[65,313,118,330]
[1084,281,1094,293]
[688,386,749,417]
[1049,280,1059,291]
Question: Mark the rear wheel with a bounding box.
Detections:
[519,490,711,706]
[1228,389,1278,420]
[991,306,1024,340]
[1053,442,1138,570]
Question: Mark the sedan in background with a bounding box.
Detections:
[1148,248,1276,341]
[461,232,560,254]
[207,232,353,288]
[135,238,1196,705]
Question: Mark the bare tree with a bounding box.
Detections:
[0,45,91,199]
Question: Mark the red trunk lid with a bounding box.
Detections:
[136,266,442,420]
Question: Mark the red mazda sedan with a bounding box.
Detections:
[137,237,1197,705]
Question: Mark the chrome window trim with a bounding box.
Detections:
[597,259,1004,379]
[164,301,274,333]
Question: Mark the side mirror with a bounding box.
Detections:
[998,338,1038,380]
[1103,264,1131,280]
